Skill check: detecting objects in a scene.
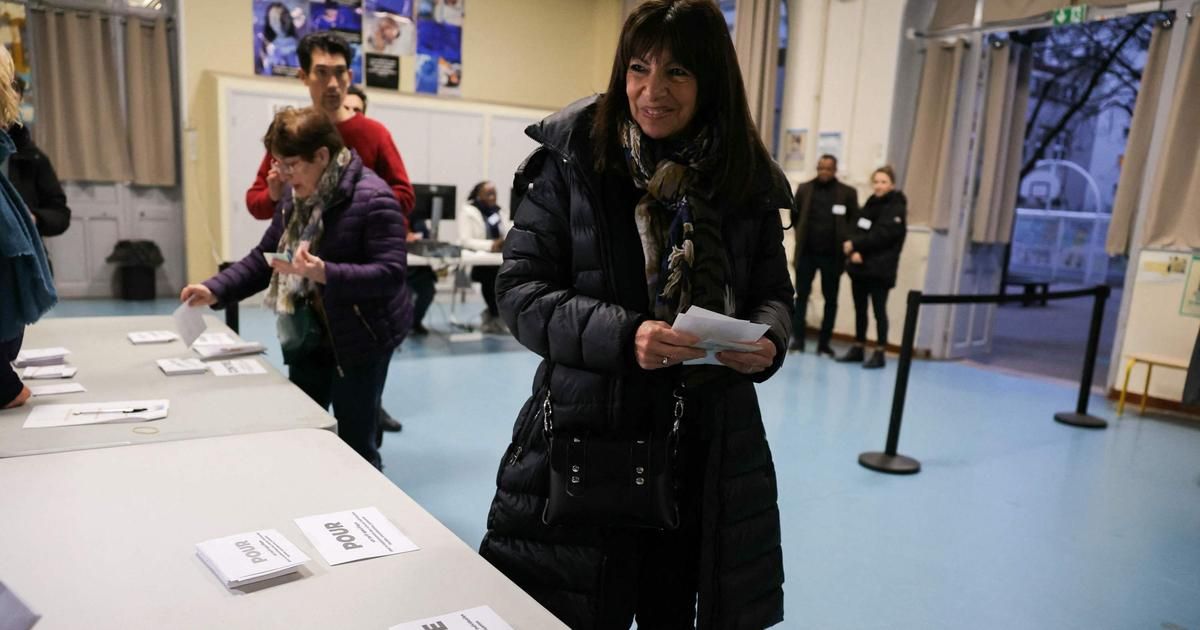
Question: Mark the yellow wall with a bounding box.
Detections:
[1115,251,1200,403]
[180,0,624,281]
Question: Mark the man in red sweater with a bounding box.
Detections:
[245,32,410,435]
[244,31,415,222]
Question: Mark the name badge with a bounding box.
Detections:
[832,204,847,216]
[857,217,873,230]
[486,213,501,226]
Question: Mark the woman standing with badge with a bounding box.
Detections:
[840,166,906,368]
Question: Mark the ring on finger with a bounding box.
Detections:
[661,355,670,366]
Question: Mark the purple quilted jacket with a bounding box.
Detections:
[204,151,412,367]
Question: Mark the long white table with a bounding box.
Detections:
[0,429,566,629]
[0,315,333,458]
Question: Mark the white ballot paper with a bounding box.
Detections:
[193,332,238,346]
[23,399,169,428]
[128,330,179,344]
[294,506,419,566]
[671,306,769,365]
[29,383,87,397]
[196,529,309,589]
[12,347,70,367]
[156,358,208,376]
[22,365,78,379]
[193,342,267,360]
[389,606,513,630]
[209,359,267,377]
[173,302,208,347]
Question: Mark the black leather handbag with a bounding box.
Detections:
[541,384,684,530]
[277,295,326,363]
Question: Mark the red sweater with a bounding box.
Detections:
[245,113,415,223]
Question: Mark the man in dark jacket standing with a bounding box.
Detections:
[791,154,858,354]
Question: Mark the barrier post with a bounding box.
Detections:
[1053,285,1111,429]
[218,262,239,334]
[858,290,923,475]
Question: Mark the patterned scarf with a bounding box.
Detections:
[264,147,349,314]
[621,119,734,323]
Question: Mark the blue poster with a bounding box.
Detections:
[367,0,412,15]
[414,20,461,96]
[253,0,311,77]
[307,1,364,81]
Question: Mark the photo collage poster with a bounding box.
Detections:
[253,0,462,96]
[363,0,414,90]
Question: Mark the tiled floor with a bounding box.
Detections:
[39,297,1200,629]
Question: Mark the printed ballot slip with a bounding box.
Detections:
[128,330,178,344]
[196,529,309,588]
[389,606,513,630]
[294,506,419,566]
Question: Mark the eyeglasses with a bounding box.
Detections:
[271,158,301,176]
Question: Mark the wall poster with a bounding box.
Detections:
[363,0,413,89]
[1181,255,1200,318]
[253,0,310,77]
[415,0,463,96]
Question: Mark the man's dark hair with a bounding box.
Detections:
[592,0,772,207]
[818,154,838,167]
[298,31,353,73]
[347,84,367,112]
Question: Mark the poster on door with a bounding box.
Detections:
[415,0,463,96]
[253,0,311,77]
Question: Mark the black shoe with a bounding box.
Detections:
[379,409,403,432]
[836,345,865,363]
[816,344,835,357]
[789,339,805,353]
[862,350,886,369]
[411,323,428,337]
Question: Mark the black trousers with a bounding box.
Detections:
[851,280,890,347]
[793,253,842,347]
[408,266,437,326]
[1,330,23,405]
[288,348,390,470]
[471,266,499,316]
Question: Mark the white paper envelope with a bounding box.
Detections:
[29,383,87,397]
[173,303,208,347]
[23,400,169,428]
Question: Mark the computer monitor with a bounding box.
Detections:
[411,183,457,241]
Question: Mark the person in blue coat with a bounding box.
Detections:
[0,46,57,408]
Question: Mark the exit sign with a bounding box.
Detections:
[1053,5,1089,25]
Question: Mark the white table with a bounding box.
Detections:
[0,315,333,458]
[0,429,566,629]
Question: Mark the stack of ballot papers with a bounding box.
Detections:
[196,530,310,589]
[23,400,169,428]
[12,347,70,368]
[193,341,267,360]
[672,306,769,365]
[156,358,208,375]
[22,365,78,379]
[128,330,179,344]
[389,607,513,630]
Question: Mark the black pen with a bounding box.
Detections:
[72,407,149,415]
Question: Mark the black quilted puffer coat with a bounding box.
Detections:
[479,96,795,629]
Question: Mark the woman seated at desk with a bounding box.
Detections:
[459,180,509,334]
[180,106,410,469]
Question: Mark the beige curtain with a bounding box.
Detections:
[1140,19,1200,250]
[30,9,131,182]
[125,17,176,187]
[734,0,781,148]
[1106,23,1172,255]
[972,43,1031,244]
[904,39,966,228]
[929,1,975,30]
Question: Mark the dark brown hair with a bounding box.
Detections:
[873,165,896,183]
[262,106,344,160]
[592,0,771,205]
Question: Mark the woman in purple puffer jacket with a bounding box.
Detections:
[181,106,411,469]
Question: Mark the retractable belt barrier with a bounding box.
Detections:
[858,284,1112,475]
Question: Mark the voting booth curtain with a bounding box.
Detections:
[29,9,176,186]
[971,41,1030,244]
[903,38,967,229]
[733,0,782,149]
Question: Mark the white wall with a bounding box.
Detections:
[1114,250,1199,402]
[779,0,926,347]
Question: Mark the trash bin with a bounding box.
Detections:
[106,240,164,301]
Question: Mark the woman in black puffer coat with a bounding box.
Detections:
[838,166,907,369]
[478,2,794,628]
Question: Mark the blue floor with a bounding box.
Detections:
[44,299,1200,629]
